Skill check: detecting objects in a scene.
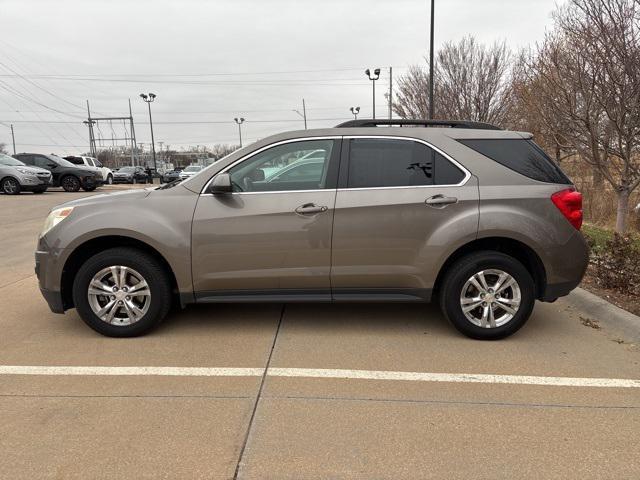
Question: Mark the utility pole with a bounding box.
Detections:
[293,99,307,129]
[10,124,16,154]
[302,98,307,129]
[388,66,393,120]
[365,68,381,119]
[128,98,137,167]
[86,100,96,157]
[429,0,435,119]
[140,93,158,172]
[234,117,245,147]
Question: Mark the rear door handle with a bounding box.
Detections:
[295,203,328,215]
[425,194,458,208]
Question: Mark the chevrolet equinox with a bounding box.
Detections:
[35,119,589,339]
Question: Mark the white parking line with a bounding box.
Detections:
[1,365,639,388]
[0,366,263,377]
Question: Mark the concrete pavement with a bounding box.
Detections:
[1,189,638,479]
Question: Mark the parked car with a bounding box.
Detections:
[112,166,149,184]
[14,153,101,192]
[179,165,203,180]
[265,157,324,184]
[64,156,113,184]
[161,169,181,183]
[0,153,52,194]
[35,119,588,339]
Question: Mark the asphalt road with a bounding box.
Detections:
[1,188,639,479]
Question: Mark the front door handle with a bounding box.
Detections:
[295,203,328,215]
[425,194,458,208]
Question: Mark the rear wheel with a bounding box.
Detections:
[1,177,21,195]
[438,251,535,340]
[106,174,113,185]
[61,175,81,192]
[72,247,172,337]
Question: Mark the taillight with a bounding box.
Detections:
[551,188,583,230]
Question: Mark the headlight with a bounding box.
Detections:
[15,167,33,175]
[41,207,74,237]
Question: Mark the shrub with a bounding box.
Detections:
[591,233,640,294]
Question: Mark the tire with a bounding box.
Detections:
[61,175,81,192]
[1,177,21,195]
[438,251,535,340]
[72,247,172,337]
[106,174,113,185]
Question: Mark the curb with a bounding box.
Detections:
[564,287,640,342]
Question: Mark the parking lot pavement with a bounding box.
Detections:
[1,190,639,479]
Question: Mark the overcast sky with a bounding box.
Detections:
[0,0,560,156]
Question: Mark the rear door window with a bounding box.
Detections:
[458,138,571,184]
[347,138,466,188]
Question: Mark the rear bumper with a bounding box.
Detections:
[539,231,589,301]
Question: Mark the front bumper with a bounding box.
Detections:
[113,176,134,183]
[35,242,67,314]
[40,287,65,313]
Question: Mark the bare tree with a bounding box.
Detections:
[520,0,640,232]
[394,36,513,124]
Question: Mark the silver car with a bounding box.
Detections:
[35,119,589,339]
[0,153,51,194]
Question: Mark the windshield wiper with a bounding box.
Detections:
[156,178,183,190]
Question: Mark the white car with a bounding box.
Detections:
[64,156,113,185]
[179,165,203,179]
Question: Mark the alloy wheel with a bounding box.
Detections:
[459,269,521,328]
[87,265,151,326]
[2,178,18,194]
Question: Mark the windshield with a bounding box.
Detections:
[47,155,76,168]
[0,154,25,166]
[119,166,136,172]
[184,166,202,172]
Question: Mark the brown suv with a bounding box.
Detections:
[35,120,588,339]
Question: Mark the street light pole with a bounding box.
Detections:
[350,106,360,120]
[140,93,158,172]
[234,117,245,147]
[365,68,381,119]
[10,124,16,155]
[429,0,435,119]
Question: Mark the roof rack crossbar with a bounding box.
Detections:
[334,119,502,130]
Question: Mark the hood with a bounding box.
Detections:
[54,188,152,210]
[10,165,50,175]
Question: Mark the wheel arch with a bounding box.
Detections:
[433,236,547,300]
[60,235,181,310]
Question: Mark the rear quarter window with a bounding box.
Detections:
[458,138,571,184]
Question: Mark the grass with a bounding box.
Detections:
[582,223,640,252]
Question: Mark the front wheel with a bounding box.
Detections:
[1,177,21,195]
[106,174,113,185]
[438,251,535,340]
[72,247,172,337]
[61,175,81,192]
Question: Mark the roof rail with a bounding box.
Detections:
[334,119,502,130]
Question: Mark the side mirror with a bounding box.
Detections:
[208,173,232,194]
[48,163,57,169]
